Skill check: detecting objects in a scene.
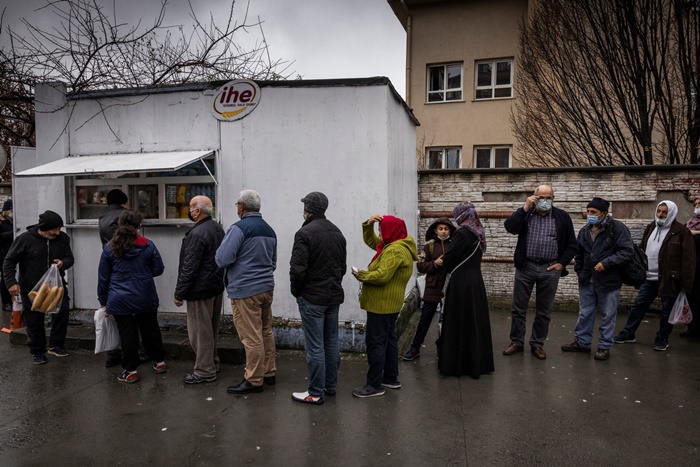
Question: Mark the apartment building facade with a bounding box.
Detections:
[389,0,530,169]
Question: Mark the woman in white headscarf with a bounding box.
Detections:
[613,201,696,351]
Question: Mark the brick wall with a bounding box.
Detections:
[418,165,700,307]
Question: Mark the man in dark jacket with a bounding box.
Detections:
[562,197,634,361]
[614,200,696,350]
[290,192,347,405]
[174,195,225,384]
[0,198,14,311]
[98,189,129,367]
[3,210,74,364]
[98,189,129,246]
[503,185,577,360]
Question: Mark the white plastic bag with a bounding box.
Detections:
[416,275,426,299]
[94,307,120,354]
[669,292,693,325]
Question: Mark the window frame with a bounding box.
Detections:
[426,63,464,103]
[473,146,512,168]
[474,59,514,100]
[426,147,462,169]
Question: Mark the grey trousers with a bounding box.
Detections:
[509,261,561,348]
[187,294,223,378]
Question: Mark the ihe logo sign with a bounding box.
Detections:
[211,80,261,121]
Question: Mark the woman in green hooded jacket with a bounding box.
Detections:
[352,214,417,398]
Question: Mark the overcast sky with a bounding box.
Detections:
[0,0,407,96]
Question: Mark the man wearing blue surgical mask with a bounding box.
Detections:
[614,201,696,351]
[562,197,633,361]
[504,185,577,360]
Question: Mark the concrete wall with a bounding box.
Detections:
[418,166,700,308]
[26,81,418,338]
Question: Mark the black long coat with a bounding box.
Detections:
[437,228,494,378]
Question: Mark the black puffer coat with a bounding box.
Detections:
[289,214,347,305]
[2,226,74,291]
[174,216,226,301]
[417,217,456,303]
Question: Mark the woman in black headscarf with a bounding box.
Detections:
[437,202,494,378]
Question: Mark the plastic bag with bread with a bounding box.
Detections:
[28,264,64,313]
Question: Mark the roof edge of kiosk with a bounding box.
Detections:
[14,150,215,177]
[68,77,420,126]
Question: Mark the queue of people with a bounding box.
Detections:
[1,186,698,404]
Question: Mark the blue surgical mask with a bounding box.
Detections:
[303,213,308,221]
[536,199,553,212]
[6,213,12,221]
[587,215,600,225]
[656,216,666,227]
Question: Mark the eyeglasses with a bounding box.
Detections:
[537,197,553,201]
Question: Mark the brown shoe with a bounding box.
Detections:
[594,348,610,361]
[531,347,547,360]
[503,343,524,355]
[561,340,591,353]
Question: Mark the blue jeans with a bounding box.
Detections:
[297,297,340,396]
[510,261,561,348]
[621,280,676,344]
[575,283,621,350]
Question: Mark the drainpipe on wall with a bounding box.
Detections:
[405,12,412,107]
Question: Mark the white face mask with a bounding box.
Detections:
[695,207,700,215]
[656,216,666,227]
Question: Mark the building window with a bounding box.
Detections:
[427,63,463,102]
[474,146,512,168]
[427,147,461,169]
[475,59,513,99]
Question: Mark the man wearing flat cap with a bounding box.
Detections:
[562,197,633,361]
[3,210,74,365]
[289,192,347,405]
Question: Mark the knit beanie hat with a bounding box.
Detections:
[106,189,128,205]
[301,192,329,214]
[587,197,610,212]
[37,210,64,231]
[2,199,12,211]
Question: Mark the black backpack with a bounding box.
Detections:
[609,220,648,286]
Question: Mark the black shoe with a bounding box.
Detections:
[324,388,336,397]
[105,356,122,368]
[33,354,48,365]
[47,347,69,357]
[561,340,591,353]
[402,347,420,361]
[227,378,264,394]
[264,375,276,386]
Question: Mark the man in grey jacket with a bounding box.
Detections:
[289,192,347,405]
[174,195,225,384]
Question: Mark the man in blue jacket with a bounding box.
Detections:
[503,185,577,360]
[216,190,277,395]
[562,197,634,361]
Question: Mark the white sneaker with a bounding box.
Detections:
[291,391,324,405]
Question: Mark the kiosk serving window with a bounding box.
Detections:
[15,150,218,223]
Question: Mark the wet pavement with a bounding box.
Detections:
[1,307,699,466]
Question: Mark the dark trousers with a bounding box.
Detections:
[621,280,676,344]
[21,289,70,355]
[365,311,399,390]
[509,261,560,348]
[1,276,12,309]
[411,301,440,349]
[113,311,165,371]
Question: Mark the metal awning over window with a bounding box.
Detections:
[14,150,215,177]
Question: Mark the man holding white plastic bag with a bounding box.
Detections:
[613,201,696,351]
[2,211,74,364]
